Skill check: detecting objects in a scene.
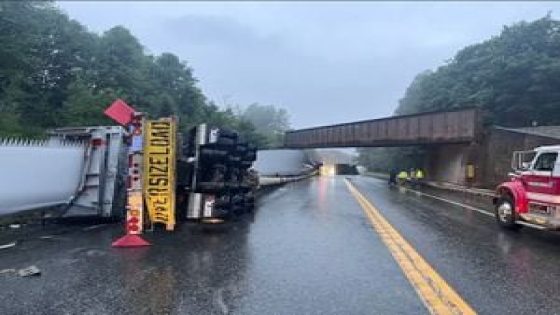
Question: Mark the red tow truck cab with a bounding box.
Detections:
[494,145,560,230]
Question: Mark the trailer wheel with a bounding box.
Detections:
[495,195,520,230]
[198,182,226,192]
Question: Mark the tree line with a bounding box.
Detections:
[359,14,560,171]
[0,2,289,148]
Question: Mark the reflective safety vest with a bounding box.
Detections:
[415,169,424,179]
[397,171,408,179]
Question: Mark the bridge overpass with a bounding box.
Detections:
[283,108,490,186]
[283,107,560,187]
[284,108,482,148]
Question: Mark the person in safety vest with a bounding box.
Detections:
[397,170,408,186]
[415,168,424,181]
[411,168,424,188]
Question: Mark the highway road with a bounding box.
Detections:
[1,176,560,314]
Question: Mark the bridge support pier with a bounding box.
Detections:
[424,143,482,187]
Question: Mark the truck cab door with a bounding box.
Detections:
[523,152,557,196]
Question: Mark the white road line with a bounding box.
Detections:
[0,242,16,250]
[82,224,107,231]
[405,188,494,217]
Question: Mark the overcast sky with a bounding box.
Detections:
[58,1,559,129]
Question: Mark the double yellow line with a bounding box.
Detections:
[344,179,476,315]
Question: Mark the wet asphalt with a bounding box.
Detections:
[1,176,560,314]
[352,176,560,315]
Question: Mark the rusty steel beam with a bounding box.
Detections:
[284,108,482,148]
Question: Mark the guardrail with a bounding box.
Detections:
[258,172,317,188]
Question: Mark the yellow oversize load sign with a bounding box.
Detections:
[143,118,176,231]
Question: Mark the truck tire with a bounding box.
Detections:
[226,182,240,189]
[239,161,253,168]
[235,144,248,153]
[200,148,228,159]
[197,182,226,192]
[228,155,241,163]
[216,137,235,146]
[216,128,237,138]
[495,195,520,230]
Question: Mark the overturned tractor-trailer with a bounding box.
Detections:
[0,99,317,234]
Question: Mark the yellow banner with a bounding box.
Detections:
[143,118,176,231]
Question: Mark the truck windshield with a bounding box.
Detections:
[533,152,558,171]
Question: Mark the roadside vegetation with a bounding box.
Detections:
[359,14,560,171]
[0,2,289,148]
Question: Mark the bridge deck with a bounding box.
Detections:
[284,108,482,148]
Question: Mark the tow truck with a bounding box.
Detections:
[494,145,560,230]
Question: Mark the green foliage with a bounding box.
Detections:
[0,2,286,145]
[60,78,116,126]
[396,14,560,127]
[361,15,560,171]
[238,103,290,148]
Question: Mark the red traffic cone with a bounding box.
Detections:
[112,234,151,248]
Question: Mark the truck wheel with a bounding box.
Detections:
[197,182,226,192]
[495,196,520,230]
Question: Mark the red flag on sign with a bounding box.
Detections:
[104,99,136,126]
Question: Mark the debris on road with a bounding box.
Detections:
[0,242,16,250]
[0,268,16,275]
[17,265,41,277]
[0,266,41,277]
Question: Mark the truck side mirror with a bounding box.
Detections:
[521,162,530,170]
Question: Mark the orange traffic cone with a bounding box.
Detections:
[112,234,151,248]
